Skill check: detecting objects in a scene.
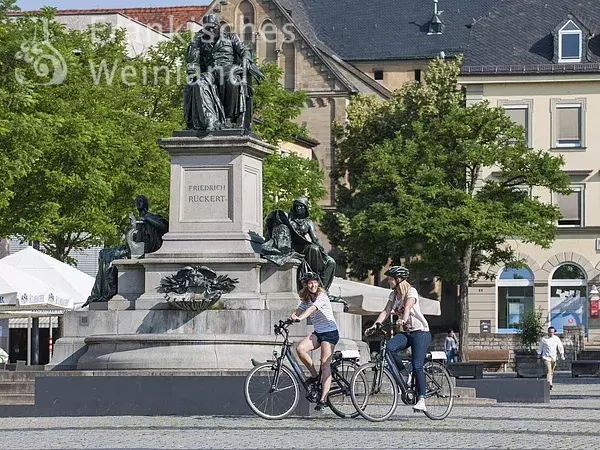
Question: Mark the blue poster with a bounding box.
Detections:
[550,288,585,332]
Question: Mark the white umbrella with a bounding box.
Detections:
[0,246,93,307]
[330,277,441,316]
[0,264,73,366]
[0,264,72,309]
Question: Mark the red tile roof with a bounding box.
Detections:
[18,6,208,34]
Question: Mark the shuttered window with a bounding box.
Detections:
[556,106,581,146]
[505,107,528,144]
[556,187,582,226]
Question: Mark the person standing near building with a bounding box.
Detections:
[445,330,459,363]
[537,326,565,390]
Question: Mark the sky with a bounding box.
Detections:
[16,0,209,10]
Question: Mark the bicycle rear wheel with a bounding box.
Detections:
[244,362,299,420]
[327,359,366,418]
[423,361,454,420]
[350,363,398,422]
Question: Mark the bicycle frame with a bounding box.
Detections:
[375,334,412,395]
[270,329,313,394]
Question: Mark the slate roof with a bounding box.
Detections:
[277,0,501,61]
[462,0,600,74]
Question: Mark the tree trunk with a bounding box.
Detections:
[458,243,473,362]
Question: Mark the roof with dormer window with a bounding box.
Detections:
[462,0,600,75]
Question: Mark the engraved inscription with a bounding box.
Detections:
[181,168,231,221]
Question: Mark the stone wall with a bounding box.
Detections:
[430,325,585,371]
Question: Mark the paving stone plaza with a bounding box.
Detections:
[2,373,599,449]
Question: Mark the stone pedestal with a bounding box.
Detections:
[50,133,369,371]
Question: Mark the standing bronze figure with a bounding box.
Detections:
[184,13,264,132]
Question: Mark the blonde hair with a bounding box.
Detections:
[394,278,411,302]
[300,286,325,302]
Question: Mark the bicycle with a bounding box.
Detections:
[244,319,368,420]
[350,322,454,421]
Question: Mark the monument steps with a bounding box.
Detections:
[0,381,35,395]
[0,394,35,405]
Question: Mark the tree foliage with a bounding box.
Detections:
[325,57,570,358]
[263,152,327,221]
[517,308,545,352]
[253,62,307,146]
[0,7,178,261]
[0,0,51,212]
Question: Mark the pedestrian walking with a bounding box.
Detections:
[537,326,565,390]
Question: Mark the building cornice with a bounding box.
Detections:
[460,70,600,84]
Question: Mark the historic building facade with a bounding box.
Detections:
[460,0,600,339]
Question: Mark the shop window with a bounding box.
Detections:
[550,263,587,332]
[497,267,534,332]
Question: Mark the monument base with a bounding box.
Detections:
[49,306,369,371]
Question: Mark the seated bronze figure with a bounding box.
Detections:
[262,196,336,291]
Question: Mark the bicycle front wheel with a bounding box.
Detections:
[327,359,366,419]
[350,362,398,422]
[244,362,299,420]
[423,361,454,420]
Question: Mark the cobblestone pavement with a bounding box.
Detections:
[2,373,599,449]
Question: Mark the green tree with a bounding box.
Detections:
[0,10,176,261]
[327,57,570,359]
[0,1,52,212]
[262,152,327,221]
[517,308,545,352]
[253,62,307,146]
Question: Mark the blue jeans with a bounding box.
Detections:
[387,331,432,397]
[446,351,458,363]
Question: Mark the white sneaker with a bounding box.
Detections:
[413,398,427,412]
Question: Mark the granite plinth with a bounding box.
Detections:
[49,307,369,370]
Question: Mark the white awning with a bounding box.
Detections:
[9,317,56,329]
[330,277,441,316]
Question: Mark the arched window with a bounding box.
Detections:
[238,0,255,52]
[497,266,534,332]
[259,20,277,63]
[550,263,587,332]
[281,41,295,90]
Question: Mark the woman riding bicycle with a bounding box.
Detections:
[365,265,431,413]
[290,271,339,411]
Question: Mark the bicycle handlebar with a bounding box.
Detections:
[273,318,300,335]
[365,321,387,337]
